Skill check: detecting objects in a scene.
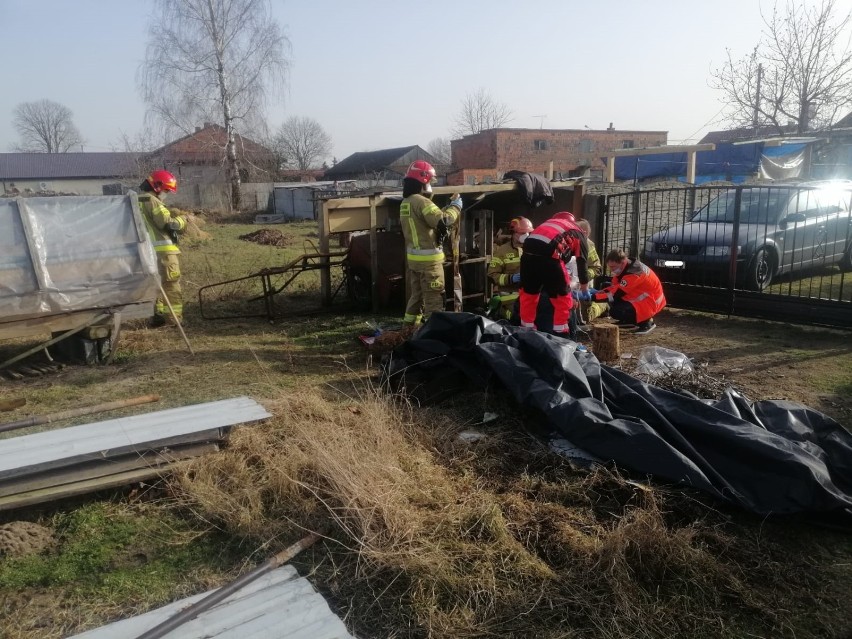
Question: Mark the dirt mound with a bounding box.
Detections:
[238,229,292,247]
[0,522,55,557]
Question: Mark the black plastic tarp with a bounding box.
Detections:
[383,312,852,519]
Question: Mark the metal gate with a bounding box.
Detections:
[596,183,852,328]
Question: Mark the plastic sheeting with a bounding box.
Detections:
[0,194,158,322]
[612,143,764,181]
[384,312,852,520]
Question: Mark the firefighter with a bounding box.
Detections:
[138,170,186,326]
[400,160,463,325]
[486,216,532,319]
[519,211,590,337]
[575,219,607,323]
[589,248,666,335]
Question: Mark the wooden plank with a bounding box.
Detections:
[0,462,193,511]
[607,143,715,158]
[0,442,218,498]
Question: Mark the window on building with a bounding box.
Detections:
[467,175,477,185]
[580,139,593,153]
[534,139,548,151]
[621,140,635,149]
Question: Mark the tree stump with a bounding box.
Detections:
[592,324,620,362]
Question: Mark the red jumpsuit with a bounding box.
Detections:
[519,217,589,334]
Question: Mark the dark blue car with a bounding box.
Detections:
[642,182,852,290]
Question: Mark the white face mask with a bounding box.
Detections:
[514,232,529,244]
[423,182,433,194]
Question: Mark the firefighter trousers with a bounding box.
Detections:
[404,261,444,324]
[155,253,183,321]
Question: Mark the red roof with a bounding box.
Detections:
[152,124,273,164]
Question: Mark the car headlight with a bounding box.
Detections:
[701,245,732,256]
[644,240,655,254]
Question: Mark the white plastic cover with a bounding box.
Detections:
[0,194,158,322]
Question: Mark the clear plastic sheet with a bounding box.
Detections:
[0,195,158,322]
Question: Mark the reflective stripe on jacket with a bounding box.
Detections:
[523,217,590,285]
[139,193,185,254]
[593,258,666,323]
[488,241,522,289]
[400,194,460,264]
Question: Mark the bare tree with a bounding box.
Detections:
[426,137,452,165]
[272,116,332,170]
[140,0,290,209]
[451,88,513,137]
[13,99,83,153]
[710,0,852,134]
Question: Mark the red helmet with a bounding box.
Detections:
[147,170,178,194]
[553,211,575,222]
[405,160,436,185]
[509,216,533,233]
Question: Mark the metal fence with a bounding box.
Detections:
[598,183,852,327]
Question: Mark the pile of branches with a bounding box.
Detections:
[238,229,293,247]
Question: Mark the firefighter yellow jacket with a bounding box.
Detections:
[139,193,186,255]
[400,194,460,270]
[488,240,522,291]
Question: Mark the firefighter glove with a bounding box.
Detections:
[166,220,183,231]
[510,273,521,284]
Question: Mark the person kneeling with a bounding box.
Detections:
[590,248,666,335]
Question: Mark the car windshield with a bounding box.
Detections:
[691,191,786,225]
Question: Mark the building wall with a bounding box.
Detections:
[451,128,668,182]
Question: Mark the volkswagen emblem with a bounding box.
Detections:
[670,245,680,254]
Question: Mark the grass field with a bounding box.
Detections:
[0,212,850,639]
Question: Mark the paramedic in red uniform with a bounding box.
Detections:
[591,248,666,335]
[519,212,589,337]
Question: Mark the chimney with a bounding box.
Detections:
[195,126,202,133]
[607,122,614,131]
[203,122,213,128]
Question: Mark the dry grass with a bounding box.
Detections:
[165,383,824,638]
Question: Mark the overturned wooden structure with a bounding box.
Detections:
[318,180,588,313]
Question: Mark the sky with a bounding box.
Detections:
[0,0,831,160]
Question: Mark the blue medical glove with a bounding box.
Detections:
[449,196,463,209]
[510,273,521,284]
[573,290,592,302]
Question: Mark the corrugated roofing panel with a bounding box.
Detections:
[68,565,355,638]
[0,152,143,180]
[0,396,271,480]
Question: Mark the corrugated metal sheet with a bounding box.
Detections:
[0,396,271,481]
[68,565,355,638]
[0,152,143,180]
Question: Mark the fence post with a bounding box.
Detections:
[727,186,743,314]
[630,188,641,259]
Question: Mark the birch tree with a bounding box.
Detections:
[272,116,332,170]
[710,0,852,134]
[140,0,289,209]
[13,99,83,153]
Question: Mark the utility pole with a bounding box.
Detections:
[532,115,547,129]
[752,63,763,135]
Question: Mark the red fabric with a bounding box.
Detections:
[593,259,666,323]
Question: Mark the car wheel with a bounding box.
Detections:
[841,242,852,271]
[744,248,774,291]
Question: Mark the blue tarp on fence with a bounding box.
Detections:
[612,143,764,181]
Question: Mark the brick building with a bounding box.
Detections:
[149,123,277,185]
[448,126,667,186]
